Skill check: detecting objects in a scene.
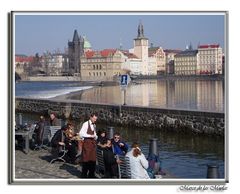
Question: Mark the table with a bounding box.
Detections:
[15,130,34,154]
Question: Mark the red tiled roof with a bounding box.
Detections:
[85,51,95,58]
[100,49,117,57]
[84,49,117,58]
[198,44,220,49]
[15,55,34,63]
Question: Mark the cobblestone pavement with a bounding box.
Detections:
[14,148,173,181]
[15,148,82,179]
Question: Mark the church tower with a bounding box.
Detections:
[133,22,149,75]
[68,29,84,75]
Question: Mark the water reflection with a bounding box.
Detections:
[70,79,224,112]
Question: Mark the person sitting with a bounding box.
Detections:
[126,142,150,179]
[102,139,120,178]
[111,132,128,156]
[97,129,108,149]
[50,122,78,163]
[49,112,61,126]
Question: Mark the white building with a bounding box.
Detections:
[197,44,223,74]
[121,51,142,75]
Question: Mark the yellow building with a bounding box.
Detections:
[174,49,198,75]
[80,49,124,81]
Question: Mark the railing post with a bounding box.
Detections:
[107,126,115,139]
[207,164,219,178]
[148,138,161,176]
[148,138,159,157]
[19,113,22,125]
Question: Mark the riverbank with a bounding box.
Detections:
[132,74,224,81]
[15,97,225,136]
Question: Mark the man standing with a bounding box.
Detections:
[79,113,98,178]
[49,113,61,126]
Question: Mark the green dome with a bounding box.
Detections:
[83,36,92,49]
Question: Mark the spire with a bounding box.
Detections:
[137,21,144,38]
[73,29,79,42]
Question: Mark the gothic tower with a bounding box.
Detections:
[68,30,84,75]
[133,22,149,75]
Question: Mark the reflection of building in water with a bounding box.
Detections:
[165,80,176,108]
[196,81,224,112]
[174,80,197,110]
[155,80,167,107]
[127,82,150,106]
[81,86,121,104]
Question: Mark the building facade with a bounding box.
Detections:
[174,49,199,75]
[80,49,124,81]
[148,47,166,75]
[164,49,182,74]
[197,44,223,74]
[42,52,68,76]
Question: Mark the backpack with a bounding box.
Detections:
[147,154,162,178]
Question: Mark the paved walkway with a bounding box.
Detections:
[15,148,174,180]
[15,148,82,179]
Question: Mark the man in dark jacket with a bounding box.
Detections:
[34,115,45,146]
[102,139,119,178]
[49,113,61,126]
[111,132,128,156]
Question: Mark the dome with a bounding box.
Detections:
[83,36,92,49]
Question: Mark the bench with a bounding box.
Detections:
[96,149,105,177]
[96,148,131,179]
[117,155,131,179]
[34,125,61,150]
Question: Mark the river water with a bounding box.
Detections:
[15,79,225,179]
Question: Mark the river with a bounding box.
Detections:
[15,79,225,179]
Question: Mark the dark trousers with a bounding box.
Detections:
[81,161,96,178]
[104,163,119,178]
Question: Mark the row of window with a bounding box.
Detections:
[89,72,106,76]
[198,50,221,54]
[88,72,121,76]
[175,58,196,61]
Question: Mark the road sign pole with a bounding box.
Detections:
[123,89,126,105]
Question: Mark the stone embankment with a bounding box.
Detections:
[15,98,224,136]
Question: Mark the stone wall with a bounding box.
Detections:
[15,97,225,136]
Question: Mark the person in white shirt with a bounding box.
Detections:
[126,142,150,179]
[79,113,98,178]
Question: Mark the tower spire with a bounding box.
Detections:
[73,29,79,42]
[137,20,144,38]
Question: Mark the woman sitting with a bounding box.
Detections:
[126,142,150,179]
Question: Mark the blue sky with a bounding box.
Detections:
[15,13,225,56]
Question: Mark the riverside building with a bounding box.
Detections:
[197,44,223,75]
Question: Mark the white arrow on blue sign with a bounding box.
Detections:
[120,74,131,86]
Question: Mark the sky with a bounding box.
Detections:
[14,12,225,56]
